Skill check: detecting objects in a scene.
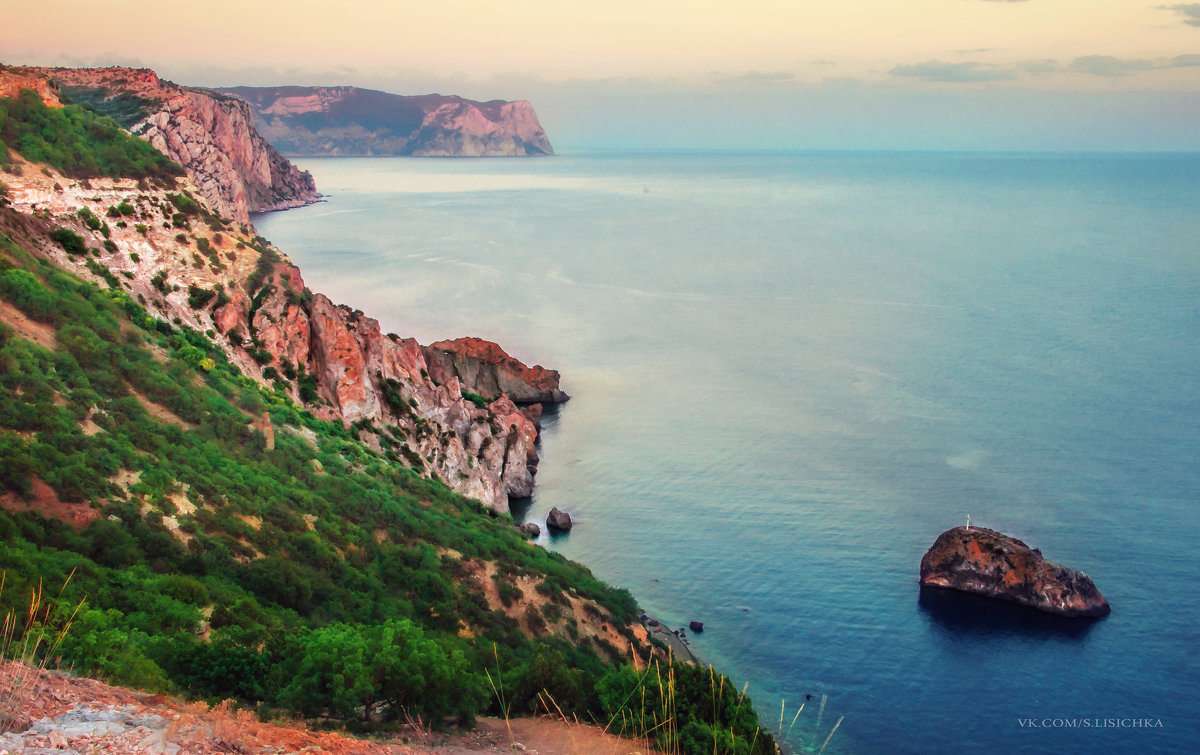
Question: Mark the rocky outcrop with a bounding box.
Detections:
[23,67,320,224]
[217,86,554,157]
[0,68,63,105]
[919,526,1111,618]
[546,507,573,533]
[426,337,569,404]
[517,522,541,539]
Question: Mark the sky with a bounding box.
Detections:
[4,0,1200,150]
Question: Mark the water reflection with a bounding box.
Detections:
[917,586,1103,640]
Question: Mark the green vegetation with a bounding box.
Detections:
[49,228,86,255]
[0,100,776,749]
[0,89,183,182]
[58,85,160,129]
[186,284,217,310]
[0,226,774,749]
[462,391,490,409]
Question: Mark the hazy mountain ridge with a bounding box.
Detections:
[218,85,554,157]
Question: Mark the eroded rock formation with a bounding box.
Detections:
[426,337,569,404]
[919,526,1111,618]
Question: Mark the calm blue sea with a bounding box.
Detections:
[254,151,1200,754]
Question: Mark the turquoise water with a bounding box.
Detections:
[254,152,1200,754]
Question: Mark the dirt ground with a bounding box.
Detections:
[0,661,655,754]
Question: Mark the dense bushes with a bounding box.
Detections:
[0,88,184,181]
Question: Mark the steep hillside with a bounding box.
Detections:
[10,66,320,224]
[218,86,554,157]
[0,82,776,754]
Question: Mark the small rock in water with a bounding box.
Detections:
[546,507,573,532]
[517,522,541,538]
[689,621,704,632]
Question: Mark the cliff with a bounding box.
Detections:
[0,75,565,510]
[217,85,554,157]
[920,526,1111,618]
[18,66,320,224]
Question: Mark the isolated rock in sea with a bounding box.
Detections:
[546,507,573,533]
[426,337,569,404]
[517,522,541,538]
[217,85,554,157]
[689,621,704,632]
[919,526,1110,618]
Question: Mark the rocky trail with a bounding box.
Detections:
[0,663,651,755]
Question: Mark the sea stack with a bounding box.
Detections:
[919,526,1110,618]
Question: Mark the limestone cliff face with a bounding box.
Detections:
[24,67,320,224]
[217,86,554,157]
[3,150,558,510]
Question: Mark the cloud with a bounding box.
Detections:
[1020,59,1059,74]
[889,61,1017,82]
[1068,55,1155,77]
[1161,4,1200,27]
[1171,53,1200,66]
[734,71,796,81]
[711,70,797,88]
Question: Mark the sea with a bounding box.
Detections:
[253,151,1200,754]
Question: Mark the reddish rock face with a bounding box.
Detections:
[426,337,569,404]
[213,286,249,336]
[0,70,64,105]
[253,268,312,369]
[308,294,380,422]
[919,526,1110,618]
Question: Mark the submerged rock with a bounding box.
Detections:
[546,507,573,533]
[919,526,1110,618]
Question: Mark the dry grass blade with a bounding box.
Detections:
[483,643,513,745]
[0,570,85,733]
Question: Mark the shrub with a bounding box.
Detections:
[186,285,216,310]
[0,88,184,181]
[50,227,87,254]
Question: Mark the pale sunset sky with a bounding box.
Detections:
[4,1,1199,149]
